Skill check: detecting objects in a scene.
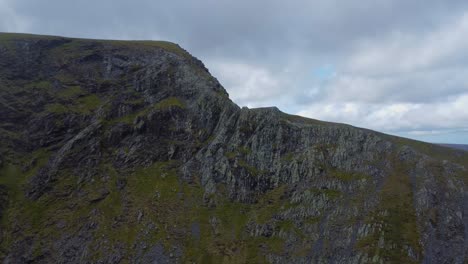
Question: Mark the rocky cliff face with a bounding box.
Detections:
[0,33,467,264]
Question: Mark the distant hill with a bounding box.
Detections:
[440,144,468,151]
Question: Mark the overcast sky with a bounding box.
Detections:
[1,0,468,143]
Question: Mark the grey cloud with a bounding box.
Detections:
[321,68,468,103]
[6,0,468,60]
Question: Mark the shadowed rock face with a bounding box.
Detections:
[0,33,467,264]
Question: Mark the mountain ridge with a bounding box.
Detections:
[0,33,467,264]
[0,32,464,150]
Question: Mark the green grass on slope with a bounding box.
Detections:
[0,32,60,41]
[386,135,468,185]
[0,32,191,59]
[44,94,102,114]
[57,86,85,99]
[1,147,425,263]
[356,155,422,264]
[106,97,186,125]
[0,156,295,263]
[0,149,52,256]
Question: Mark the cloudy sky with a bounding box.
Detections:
[1,0,468,143]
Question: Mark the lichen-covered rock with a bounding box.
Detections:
[0,33,467,263]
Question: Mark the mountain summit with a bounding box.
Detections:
[0,33,467,263]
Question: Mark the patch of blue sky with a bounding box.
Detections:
[313,64,336,80]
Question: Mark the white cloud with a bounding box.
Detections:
[322,67,468,103]
[208,61,287,108]
[297,94,468,134]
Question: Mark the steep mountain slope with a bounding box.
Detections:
[0,33,467,264]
